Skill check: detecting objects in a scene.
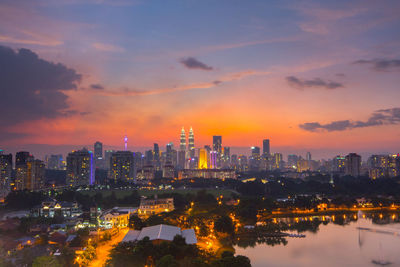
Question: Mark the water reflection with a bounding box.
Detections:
[235,211,400,267]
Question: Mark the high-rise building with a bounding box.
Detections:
[26,159,45,190]
[250,146,261,170]
[177,150,186,170]
[262,139,270,155]
[188,127,195,158]
[306,152,312,161]
[212,136,222,154]
[198,148,208,169]
[287,154,299,169]
[66,148,94,187]
[104,150,115,170]
[94,141,103,159]
[0,153,12,191]
[273,153,283,169]
[345,153,361,177]
[46,154,63,170]
[180,127,186,151]
[333,155,346,173]
[109,151,135,183]
[15,151,32,190]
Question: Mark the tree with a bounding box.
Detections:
[156,255,179,267]
[32,256,61,267]
[214,215,234,235]
[129,215,145,230]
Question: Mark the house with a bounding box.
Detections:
[31,198,82,218]
[99,209,130,229]
[122,224,197,245]
[138,197,174,217]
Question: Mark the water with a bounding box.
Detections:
[235,212,400,267]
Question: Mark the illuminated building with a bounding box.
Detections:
[99,209,130,229]
[177,150,186,170]
[162,162,175,178]
[188,127,195,158]
[332,155,346,173]
[273,153,283,169]
[297,158,310,172]
[198,148,208,169]
[153,143,161,171]
[178,169,236,180]
[262,139,270,155]
[46,154,63,170]
[138,197,174,217]
[250,146,261,170]
[306,152,312,161]
[15,151,31,190]
[66,148,94,187]
[180,127,186,151]
[94,141,104,169]
[104,150,115,170]
[222,147,230,168]
[31,198,82,218]
[25,159,45,190]
[345,153,361,177]
[287,154,299,169]
[0,152,12,191]
[210,151,218,169]
[109,151,135,183]
[212,135,222,154]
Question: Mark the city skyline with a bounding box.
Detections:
[0,1,400,157]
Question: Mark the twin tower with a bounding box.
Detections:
[180,127,194,152]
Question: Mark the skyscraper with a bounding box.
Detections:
[180,127,186,151]
[306,152,312,161]
[198,148,208,169]
[188,127,195,158]
[153,143,161,170]
[26,159,45,190]
[46,154,63,170]
[66,148,94,187]
[212,136,222,154]
[0,153,12,191]
[104,150,115,170]
[263,139,270,155]
[15,151,31,190]
[109,151,135,183]
[94,141,103,159]
[345,153,361,177]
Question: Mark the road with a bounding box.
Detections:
[89,228,129,267]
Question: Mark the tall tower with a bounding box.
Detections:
[263,139,270,155]
[180,127,186,151]
[124,135,128,151]
[188,127,195,157]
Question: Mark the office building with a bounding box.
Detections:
[15,151,32,190]
[46,154,63,170]
[262,139,270,155]
[109,151,135,183]
[345,153,361,177]
[198,148,208,169]
[306,152,312,161]
[212,136,222,154]
[104,150,115,170]
[180,127,186,151]
[94,141,104,169]
[66,149,94,187]
[0,153,12,190]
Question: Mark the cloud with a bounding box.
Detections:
[180,57,213,71]
[353,59,400,71]
[89,69,271,97]
[299,108,400,132]
[90,84,104,90]
[92,42,125,52]
[286,76,344,90]
[0,45,81,130]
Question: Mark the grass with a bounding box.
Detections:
[80,188,238,199]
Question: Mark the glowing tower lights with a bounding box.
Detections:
[124,135,128,151]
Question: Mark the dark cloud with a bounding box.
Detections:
[213,80,222,85]
[299,108,400,132]
[335,73,346,77]
[180,57,213,70]
[0,45,81,129]
[286,76,344,90]
[90,84,104,90]
[353,59,400,71]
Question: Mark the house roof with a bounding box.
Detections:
[122,224,197,244]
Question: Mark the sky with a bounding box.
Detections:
[1,0,400,160]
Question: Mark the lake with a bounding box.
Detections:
[235,211,400,267]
